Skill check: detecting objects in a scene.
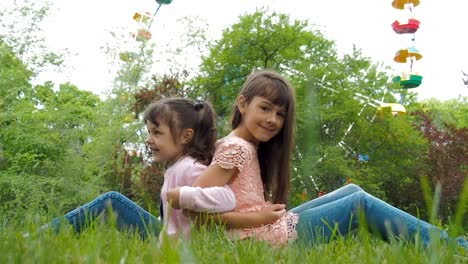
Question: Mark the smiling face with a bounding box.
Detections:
[145,120,185,165]
[235,96,286,145]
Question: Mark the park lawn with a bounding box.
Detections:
[1,220,465,264]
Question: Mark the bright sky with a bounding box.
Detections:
[7,0,468,101]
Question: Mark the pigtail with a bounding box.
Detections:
[189,101,217,165]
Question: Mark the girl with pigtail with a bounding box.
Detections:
[33,97,236,239]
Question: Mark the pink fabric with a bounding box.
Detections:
[160,156,206,237]
[212,134,299,246]
[179,186,236,212]
[160,155,236,238]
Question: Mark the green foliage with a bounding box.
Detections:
[0,73,106,220]
[188,8,431,218]
[353,115,429,208]
[416,97,468,129]
[0,28,111,221]
[192,8,332,118]
[0,41,33,103]
[1,4,181,219]
[0,0,65,74]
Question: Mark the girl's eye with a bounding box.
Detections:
[150,130,161,135]
[277,112,286,118]
[261,106,270,112]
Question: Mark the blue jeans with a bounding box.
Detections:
[290,184,466,248]
[49,191,161,239]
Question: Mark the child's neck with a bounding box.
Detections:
[165,153,187,169]
[231,128,259,146]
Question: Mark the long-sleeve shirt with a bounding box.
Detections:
[160,155,236,237]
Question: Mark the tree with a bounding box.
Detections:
[189,9,429,212]
[411,101,467,222]
[0,1,103,220]
[191,9,339,118]
[417,97,468,129]
[0,43,103,219]
[0,0,65,76]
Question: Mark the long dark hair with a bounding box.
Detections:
[231,69,296,204]
[144,97,217,165]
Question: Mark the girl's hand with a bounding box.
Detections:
[257,204,286,225]
[166,187,181,209]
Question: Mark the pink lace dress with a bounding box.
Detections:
[212,134,298,246]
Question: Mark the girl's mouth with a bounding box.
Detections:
[260,125,276,133]
[149,147,159,153]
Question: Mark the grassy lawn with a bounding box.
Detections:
[1,219,466,264]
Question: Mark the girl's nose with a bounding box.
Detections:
[266,113,277,124]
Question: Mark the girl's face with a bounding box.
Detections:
[145,120,185,165]
[236,96,286,145]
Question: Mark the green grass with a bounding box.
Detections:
[2,179,466,263]
[1,220,466,264]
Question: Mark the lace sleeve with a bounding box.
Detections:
[212,142,249,173]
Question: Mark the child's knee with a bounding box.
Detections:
[103,191,125,200]
[345,183,363,193]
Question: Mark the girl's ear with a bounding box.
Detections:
[237,95,247,113]
[180,128,194,144]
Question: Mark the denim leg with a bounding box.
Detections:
[290,184,363,214]
[50,191,161,238]
[296,189,448,247]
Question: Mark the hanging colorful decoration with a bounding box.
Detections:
[391,0,423,90]
[120,1,173,61]
[132,11,153,42]
[122,0,172,49]
[133,12,152,24]
[156,0,173,4]
[392,73,423,89]
[391,18,420,34]
[136,28,153,42]
[377,102,407,117]
[392,0,420,9]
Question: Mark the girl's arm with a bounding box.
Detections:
[167,185,236,213]
[220,204,286,228]
[192,164,236,187]
[183,204,286,229]
[166,165,237,211]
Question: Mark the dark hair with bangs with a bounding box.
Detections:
[143,97,217,165]
[231,69,296,204]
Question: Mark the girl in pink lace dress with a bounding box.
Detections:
[168,69,299,246]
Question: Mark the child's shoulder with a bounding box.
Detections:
[216,135,256,153]
[213,135,256,169]
[173,155,208,171]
